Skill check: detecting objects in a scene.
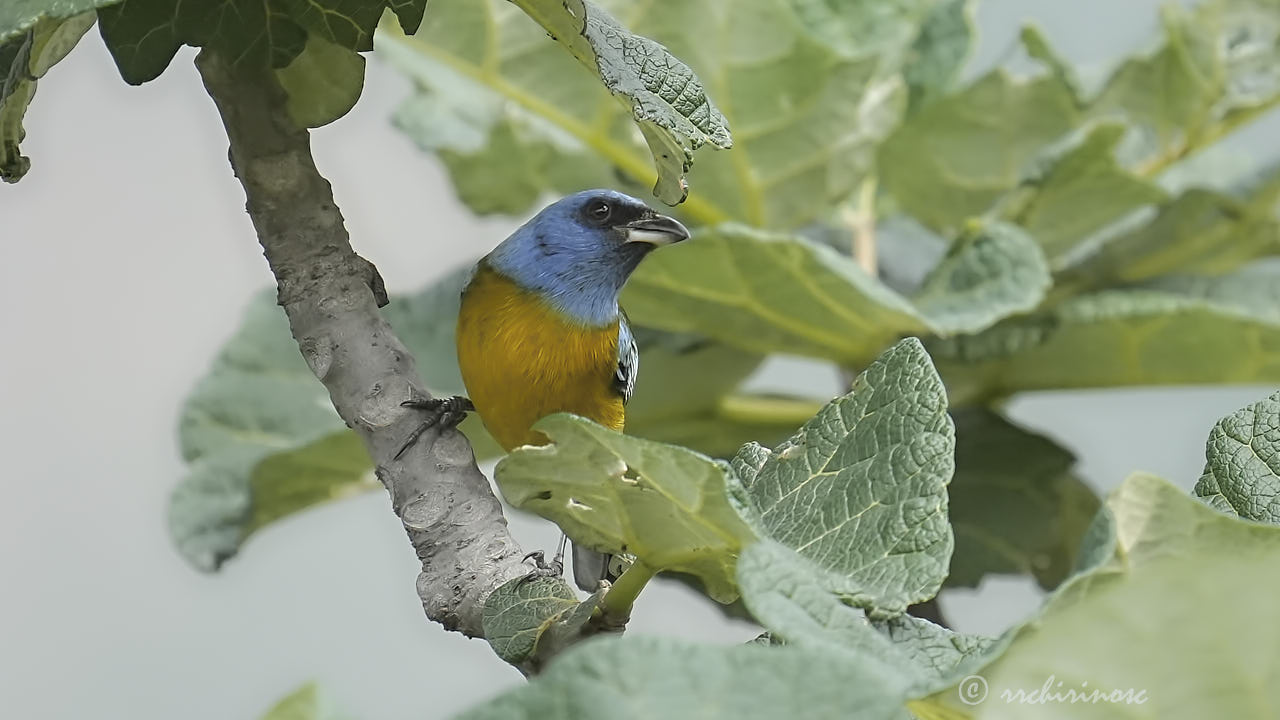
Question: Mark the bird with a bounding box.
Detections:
[397,189,690,591]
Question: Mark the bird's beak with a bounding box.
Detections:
[623,214,690,246]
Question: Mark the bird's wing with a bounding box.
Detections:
[614,311,639,405]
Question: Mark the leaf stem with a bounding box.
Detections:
[717,394,825,427]
[848,175,879,275]
[596,561,657,629]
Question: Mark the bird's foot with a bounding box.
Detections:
[394,395,475,460]
[517,550,566,586]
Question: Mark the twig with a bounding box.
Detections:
[195,49,529,638]
[848,176,878,275]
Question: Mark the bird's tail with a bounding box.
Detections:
[571,542,627,592]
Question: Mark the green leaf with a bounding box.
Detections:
[934,269,1280,403]
[733,338,955,617]
[246,431,379,534]
[1,10,97,182]
[1055,182,1280,294]
[0,0,112,42]
[737,540,992,684]
[458,635,916,720]
[1144,263,1280,323]
[912,222,1051,335]
[622,225,929,364]
[494,413,757,603]
[274,33,365,129]
[381,0,928,229]
[98,0,307,84]
[902,0,973,112]
[508,0,731,205]
[258,683,340,720]
[1193,389,1280,523]
[1005,123,1168,265]
[916,473,1280,720]
[171,290,345,571]
[1087,5,1222,170]
[947,408,1100,589]
[1084,1,1280,174]
[97,0,425,84]
[481,576,599,666]
[878,69,1081,234]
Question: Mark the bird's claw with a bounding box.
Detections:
[517,550,566,586]
[394,395,475,460]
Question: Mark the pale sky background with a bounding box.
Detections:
[2,1,1276,718]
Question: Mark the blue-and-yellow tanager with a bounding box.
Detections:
[407,189,689,591]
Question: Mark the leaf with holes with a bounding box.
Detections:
[494,413,757,603]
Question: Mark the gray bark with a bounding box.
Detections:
[195,49,529,638]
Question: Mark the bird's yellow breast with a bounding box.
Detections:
[456,263,624,451]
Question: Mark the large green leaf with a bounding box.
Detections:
[1003,123,1168,266]
[916,473,1280,719]
[97,0,426,83]
[947,409,1100,590]
[732,338,955,616]
[1087,0,1280,173]
[911,222,1050,335]
[459,635,916,720]
[621,225,929,364]
[170,289,347,571]
[878,68,1080,234]
[1,9,98,181]
[381,0,932,228]
[934,268,1280,403]
[1054,181,1280,295]
[1194,389,1280,523]
[494,414,757,603]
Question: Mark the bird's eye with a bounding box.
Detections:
[588,200,612,223]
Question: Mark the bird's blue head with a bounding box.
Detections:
[486,189,690,326]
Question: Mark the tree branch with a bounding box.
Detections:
[195,49,529,638]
